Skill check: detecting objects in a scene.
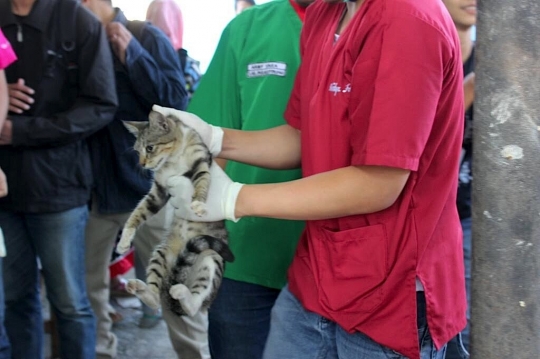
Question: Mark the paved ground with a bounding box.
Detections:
[110,297,177,359]
[44,275,178,359]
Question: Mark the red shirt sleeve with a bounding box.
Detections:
[284,7,314,131]
[283,68,302,130]
[350,15,455,171]
[0,29,17,69]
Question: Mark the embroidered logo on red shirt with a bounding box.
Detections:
[328,82,351,96]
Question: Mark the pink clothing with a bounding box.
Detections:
[0,29,17,69]
[146,0,184,51]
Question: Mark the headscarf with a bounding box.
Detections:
[146,0,184,51]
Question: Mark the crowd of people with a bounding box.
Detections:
[0,0,476,358]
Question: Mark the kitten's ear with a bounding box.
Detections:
[123,121,147,136]
[149,110,175,132]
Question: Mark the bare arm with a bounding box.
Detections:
[235,165,411,220]
[0,70,7,130]
[0,70,7,197]
[220,124,301,170]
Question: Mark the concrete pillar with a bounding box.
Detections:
[471,0,540,357]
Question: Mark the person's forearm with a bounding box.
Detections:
[0,70,8,131]
[220,124,301,169]
[235,165,411,220]
[126,41,188,111]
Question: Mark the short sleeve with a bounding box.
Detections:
[284,19,310,130]
[351,15,452,171]
[283,66,302,130]
[0,29,17,69]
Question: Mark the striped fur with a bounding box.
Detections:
[119,111,234,317]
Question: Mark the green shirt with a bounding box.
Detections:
[187,0,304,289]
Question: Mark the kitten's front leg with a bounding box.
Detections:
[189,160,211,217]
[125,279,160,310]
[116,182,169,253]
[116,227,136,254]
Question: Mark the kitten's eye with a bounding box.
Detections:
[145,145,155,153]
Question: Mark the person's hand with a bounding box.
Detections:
[166,163,243,222]
[152,105,224,156]
[0,168,7,198]
[106,22,133,65]
[0,120,13,145]
[8,78,34,114]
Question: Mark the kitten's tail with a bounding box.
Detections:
[185,235,235,263]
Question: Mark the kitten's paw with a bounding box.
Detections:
[116,228,136,254]
[190,200,207,217]
[125,279,147,295]
[169,284,190,301]
[127,279,161,310]
[170,284,198,316]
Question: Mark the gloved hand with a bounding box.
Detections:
[152,104,224,156]
[166,163,244,222]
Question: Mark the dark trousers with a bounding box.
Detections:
[208,278,280,359]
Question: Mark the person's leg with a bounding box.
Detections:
[335,292,446,359]
[133,205,173,328]
[417,291,447,359]
[262,285,337,359]
[85,205,129,358]
[134,204,212,357]
[29,206,96,359]
[0,211,43,359]
[161,306,210,359]
[209,278,280,359]
[0,256,10,359]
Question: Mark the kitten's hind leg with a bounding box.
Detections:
[145,241,182,304]
[127,242,177,310]
[169,284,193,314]
[125,279,160,310]
[169,250,224,317]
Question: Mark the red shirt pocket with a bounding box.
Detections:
[317,223,388,315]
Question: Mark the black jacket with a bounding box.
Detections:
[0,0,118,213]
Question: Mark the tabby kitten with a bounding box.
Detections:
[116,110,234,317]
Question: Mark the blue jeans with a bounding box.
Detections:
[0,257,10,359]
[445,217,471,359]
[263,286,446,359]
[0,206,96,359]
[208,278,280,359]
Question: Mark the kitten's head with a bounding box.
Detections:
[123,111,181,170]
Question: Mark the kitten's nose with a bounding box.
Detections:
[140,158,146,167]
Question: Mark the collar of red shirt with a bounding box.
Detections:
[289,0,307,22]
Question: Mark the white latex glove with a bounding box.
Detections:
[152,104,224,156]
[166,163,244,222]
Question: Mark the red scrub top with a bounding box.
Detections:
[285,1,467,358]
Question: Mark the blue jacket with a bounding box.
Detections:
[90,9,188,214]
